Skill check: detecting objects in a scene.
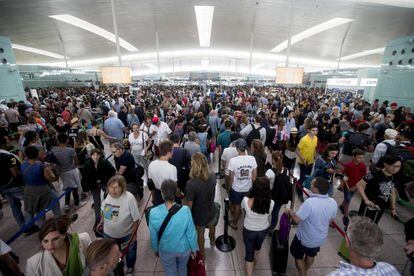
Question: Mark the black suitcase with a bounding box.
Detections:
[270,230,289,275]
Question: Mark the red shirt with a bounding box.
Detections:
[61,110,71,123]
[343,160,367,188]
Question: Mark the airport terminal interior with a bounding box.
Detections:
[0,0,414,275]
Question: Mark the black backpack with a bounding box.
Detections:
[343,132,370,155]
[265,127,276,147]
[383,142,413,162]
[271,169,292,205]
[246,124,263,146]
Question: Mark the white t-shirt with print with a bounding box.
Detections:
[101,191,140,238]
[148,159,177,190]
[228,155,257,192]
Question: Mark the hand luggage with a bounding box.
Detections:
[270,213,290,275]
[188,251,206,276]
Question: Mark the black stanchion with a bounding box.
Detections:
[215,198,236,252]
[216,149,224,179]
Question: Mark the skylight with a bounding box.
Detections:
[11,43,66,59]
[271,17,354,52]
[49,14,138,52]
[340,47,385,61]
[194,6,215,47]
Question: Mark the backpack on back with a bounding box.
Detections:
[343,132,369,155]
[271,169,292,205]
[265,127,276,147]
[246,124,262,146]
[383,142,413,162]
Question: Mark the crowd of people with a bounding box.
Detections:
[0,84,413,276]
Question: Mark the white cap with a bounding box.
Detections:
[385,128,398,139]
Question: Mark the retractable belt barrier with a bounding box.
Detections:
[6,187,74,245]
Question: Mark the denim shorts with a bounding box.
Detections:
[290,235,320,260]
[243,228,268,262]
[229,189,248,205]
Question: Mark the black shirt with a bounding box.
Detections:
[169,147,191,188]
[363,170,395,209]
[114,151,136,183]
[0,153,23,189]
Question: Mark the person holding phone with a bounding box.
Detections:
[356,154,401,224]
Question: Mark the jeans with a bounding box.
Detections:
[270,203,283,231]
[159,250,191,276]
[243,228,268,262]
[91,188,103,226]
[298,164,313,196]
[0,186,25,227]
[64,187,79,206]
[104,233,137,269]
[50,189,62,217]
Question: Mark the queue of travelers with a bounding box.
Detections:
[0,84,413,276]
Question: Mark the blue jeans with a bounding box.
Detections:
[270,203,283,231]
[0,186,25,227]
[159,250,191,276]
[298,164,313,196]
[104,233,137,269]
[243,228,268,262]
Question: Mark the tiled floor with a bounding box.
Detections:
[1,148,413,276]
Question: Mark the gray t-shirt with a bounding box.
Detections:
[183,141,201,156]
[51,147,76,172]
[186,173,216,226]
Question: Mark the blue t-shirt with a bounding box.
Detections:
[21,161,49,186]
[296,194,337,248]
[104,117,125,139]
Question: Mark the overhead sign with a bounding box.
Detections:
[326,78,358,87]
[359,78,378,87]
[101,66,131,84]
[276,67,304,84]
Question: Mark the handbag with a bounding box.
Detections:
[187,251,206,276]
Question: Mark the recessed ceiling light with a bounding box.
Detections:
[49,14,138,52]
[11,43,66,59]
[341,47,385,61]
[271,17,354,52]
[194,6,215,47]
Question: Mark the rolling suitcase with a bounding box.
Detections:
[270,213,290,275]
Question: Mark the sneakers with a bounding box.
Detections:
[64,205,70,212]
[126,268,133,275]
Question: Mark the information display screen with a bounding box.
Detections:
[101,66,131,84]
[276,67,304,84]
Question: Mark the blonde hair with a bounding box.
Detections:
[189,152,210,181]
[107,175,127,194]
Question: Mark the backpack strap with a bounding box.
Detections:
[158,204,182,243]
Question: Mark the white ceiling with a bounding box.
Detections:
[0,0,413,74]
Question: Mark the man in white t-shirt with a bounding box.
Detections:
[152,116,172,156]
[221,136,242,190]
[228,138,257,230]
[148,140,177,206]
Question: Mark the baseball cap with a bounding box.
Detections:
[234,138,248,151]
[152,116,159,124]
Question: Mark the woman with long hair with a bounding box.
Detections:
[283,127,299,172]
[250,139,267,177]
[26,215,91,276]
[242,177,274,276]
[186,152,217,256]
[312,144,340,197]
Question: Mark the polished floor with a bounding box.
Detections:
[1,146,413,275]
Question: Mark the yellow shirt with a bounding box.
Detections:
[297,134,318,164]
